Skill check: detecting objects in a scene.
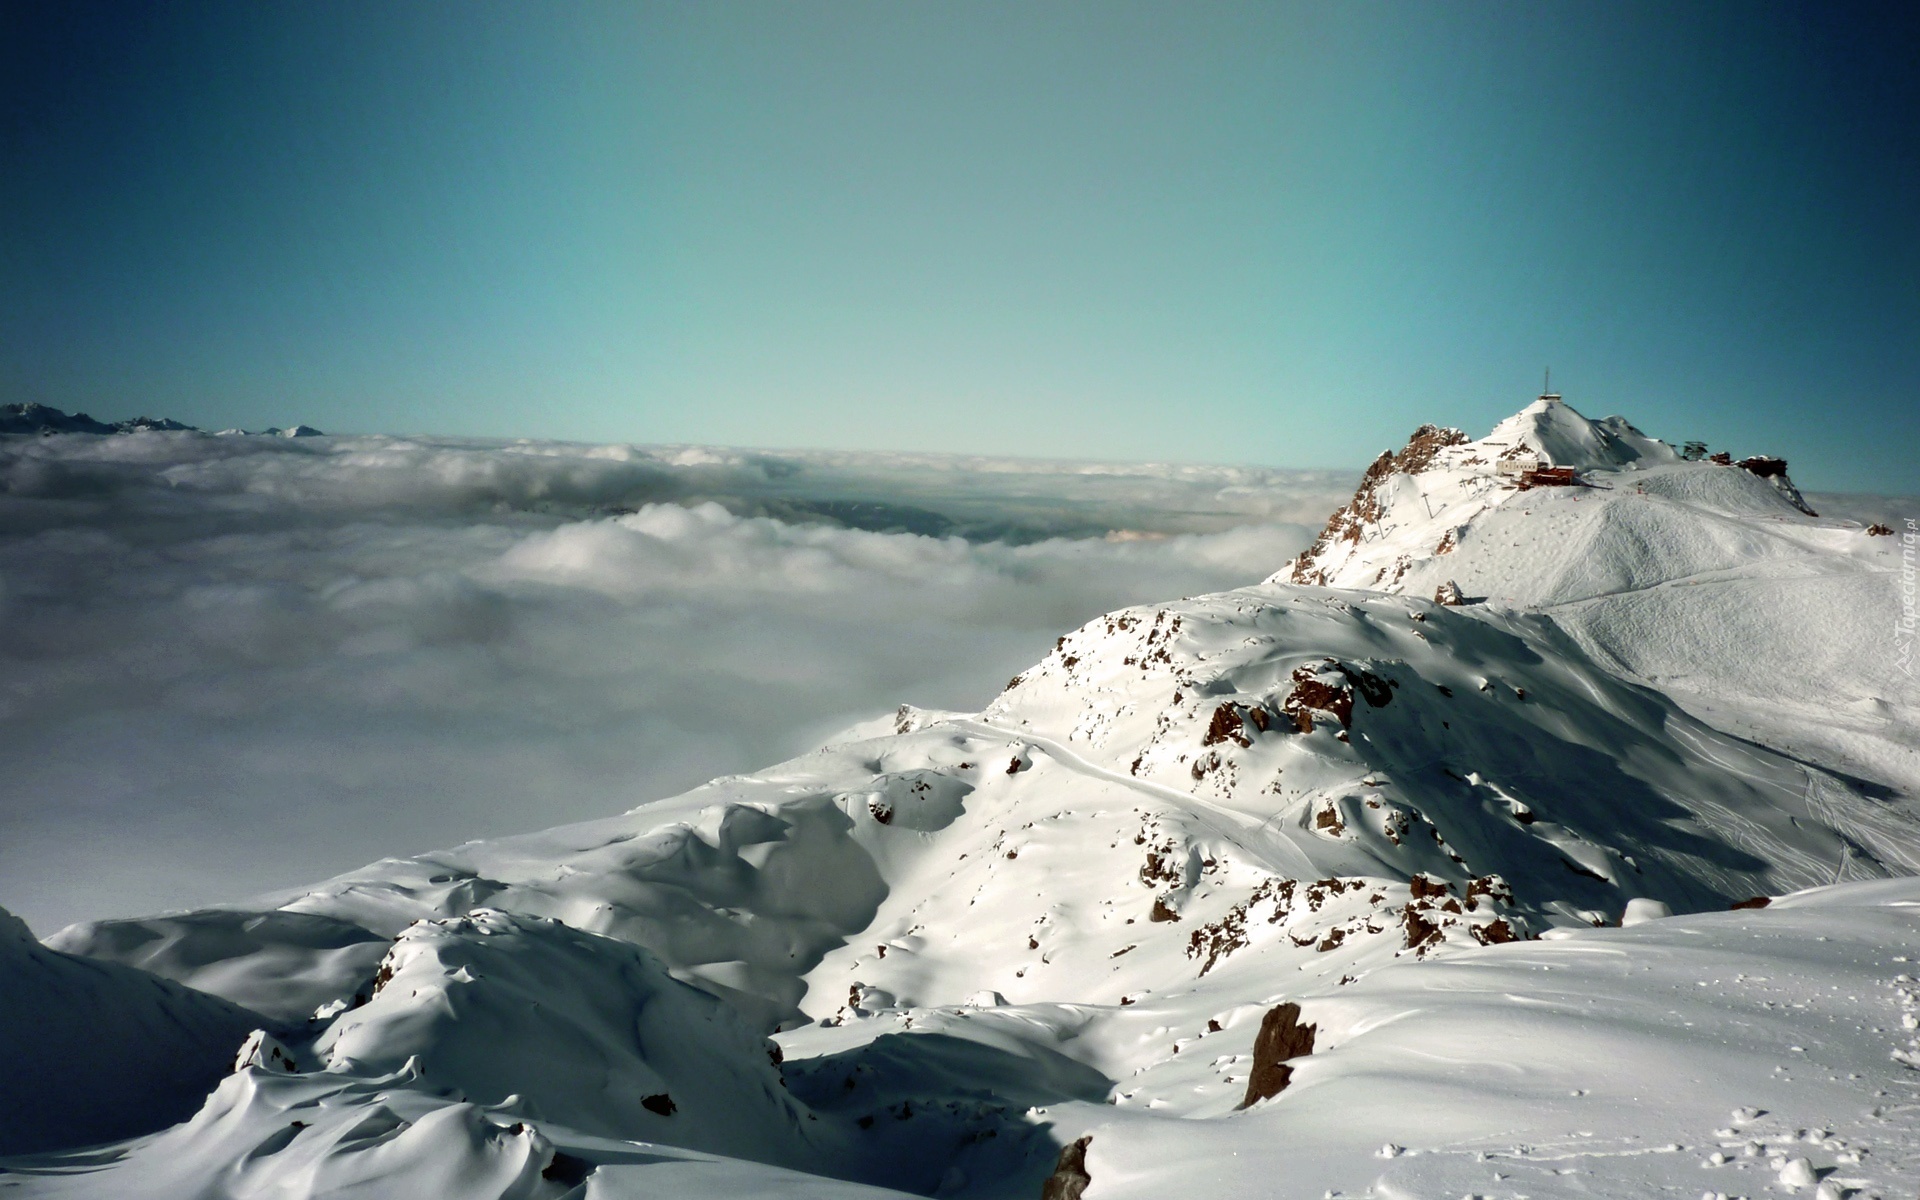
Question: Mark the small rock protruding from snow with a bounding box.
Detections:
[1039,1135,1093,1200]
[1434,580,1465,606]
[234,1029,298,1074]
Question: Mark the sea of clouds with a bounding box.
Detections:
[0,430,1356,932]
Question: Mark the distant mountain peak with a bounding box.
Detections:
[1,402,325,439]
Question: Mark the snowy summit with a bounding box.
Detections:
[2,395,1916,1199]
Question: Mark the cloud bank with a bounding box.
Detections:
[0,431,1352,932]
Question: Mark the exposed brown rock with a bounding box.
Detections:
[1283,667,1351,732]
[1140,842,1184,886]
[1040,1135,1093,1200]
[1434,580,1465,606]
[1730,895,1772,910]
[1395,424,1471,473]
[1867,523,1894,536]
[1150,896,1181,923]
[1471,918,1517,945]
[1280,660,1391,734]
[640,1093,676,1116]
[1465,875,1514,907]
[1400,904,1441,951]
[1290,425,1468,583]
[1237,1002,1316,1108]
[1203,703,1253,748]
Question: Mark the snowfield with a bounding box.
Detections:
[2,398,1916,1198]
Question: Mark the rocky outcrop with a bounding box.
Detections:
[1039,1135,1093,1200]
[1290,425,1467,584]
[1238,1002,1316,1107]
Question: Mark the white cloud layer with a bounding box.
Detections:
[0,431,1352,932]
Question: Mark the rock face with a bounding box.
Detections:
[1290,424,1470,585]
[1238,1002,1316,1107]
[1039,1136,1094,1200]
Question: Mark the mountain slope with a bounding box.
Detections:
[0,904,267,1156]
[12,395,1917,1198]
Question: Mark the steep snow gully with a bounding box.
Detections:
[4,395,1917,1199]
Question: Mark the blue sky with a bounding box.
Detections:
[3,1,1915,491]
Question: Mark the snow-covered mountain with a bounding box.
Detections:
[0,402,324,438]
[5,396,1916,1198]
[1284,393,1914,797]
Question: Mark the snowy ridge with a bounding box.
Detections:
[6,396,1918,1198]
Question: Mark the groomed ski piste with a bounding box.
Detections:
[4,395,1916,1199]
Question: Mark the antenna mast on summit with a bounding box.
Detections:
[1540,368,1560,403]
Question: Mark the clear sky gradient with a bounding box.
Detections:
[3,1,1915,490]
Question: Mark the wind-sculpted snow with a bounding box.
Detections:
[43,909,391,1024]
[313,910,822,1163]
[0,425,1341,931]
